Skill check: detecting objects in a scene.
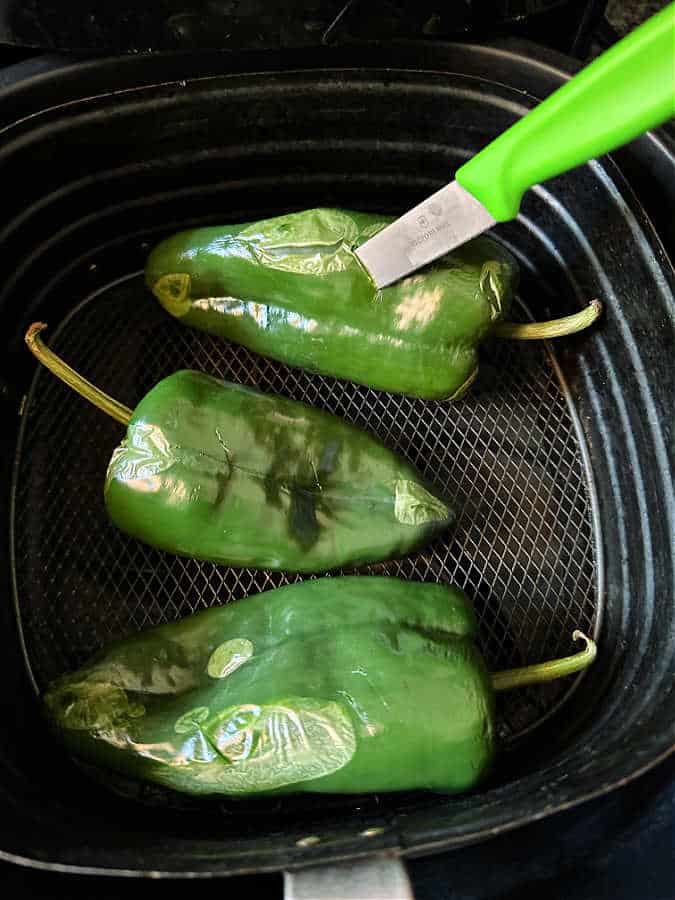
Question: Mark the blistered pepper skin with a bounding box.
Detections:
[104,371,452,572]
[44,577,496,797]
[145,209,518,401]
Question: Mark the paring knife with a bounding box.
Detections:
[356,2,675,289]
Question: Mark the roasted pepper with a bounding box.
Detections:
[26,325,452,572]
[146,208,601,401]
[44,576,596,797]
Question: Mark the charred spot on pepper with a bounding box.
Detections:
[152,273,192,317]
[260,433,345,549]
[263,472,329,551]
[288,486,322,551]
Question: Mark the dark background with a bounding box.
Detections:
[0,755,674,897]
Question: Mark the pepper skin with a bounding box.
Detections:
[145,208,519,400]
[104,371,452,572]
[44,577,496,796]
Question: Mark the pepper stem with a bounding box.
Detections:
[25,323,133,426]
[491,631,597,692]
[494,299,602,340]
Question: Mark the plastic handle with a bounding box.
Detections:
[456,2,675,221]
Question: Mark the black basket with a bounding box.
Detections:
[0,42,672,876]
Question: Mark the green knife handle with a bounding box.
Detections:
[456,2,675,222]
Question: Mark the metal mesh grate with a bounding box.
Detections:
[11,274,597,742]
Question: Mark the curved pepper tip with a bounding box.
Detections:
[491,629,597,692]
[25,321,48,350]
[571,629,597,663]
[494,298,603,341]
[24,321,133,426]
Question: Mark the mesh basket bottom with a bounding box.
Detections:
[12,274,597,743]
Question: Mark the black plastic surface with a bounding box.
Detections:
[0,0,603,53]
[3,754,674,897]
[0,42,673,875]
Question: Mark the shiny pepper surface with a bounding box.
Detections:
[44,577,495,797]
[104,371,452,572]
[146,208,519,400]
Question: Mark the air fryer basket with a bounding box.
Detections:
[13,284,598,741]
[0,45,673,876]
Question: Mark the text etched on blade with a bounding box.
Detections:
[406,207,456,265]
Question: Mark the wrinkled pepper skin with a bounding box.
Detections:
[104,371,452,572]
[145,208,519,400]
[44,577,495,797]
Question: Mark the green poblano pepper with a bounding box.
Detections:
[146,208,601,401]
[26,327,452,572]
[44,577,596,798]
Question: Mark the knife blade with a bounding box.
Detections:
[355,182,495,289]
